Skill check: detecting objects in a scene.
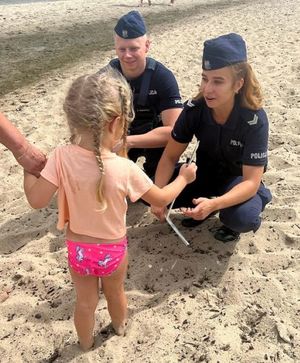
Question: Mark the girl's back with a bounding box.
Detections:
[41,144,153,241]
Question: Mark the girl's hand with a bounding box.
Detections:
[151,205,167,222]
[182,197,216,220]
[15,143,47,177]
[178,162,197,184]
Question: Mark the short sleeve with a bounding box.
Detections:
[171,102,197,143]
[243,111,269,166]
[155,65,183,112]
[40,149,59,186]
[127,161,153,202]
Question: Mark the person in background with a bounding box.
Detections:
[152,33,272,243]
[0,112,46,176]
[139,0,175,5]
[109,10,182,178]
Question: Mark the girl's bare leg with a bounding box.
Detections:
[101,253,128,335]
[69,269,99,351]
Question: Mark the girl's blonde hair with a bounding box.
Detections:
[194,62,263,110]
[63,66,134,211]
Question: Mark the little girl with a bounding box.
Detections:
[23,67,196,351]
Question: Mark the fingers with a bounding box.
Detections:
[181,203,206,220]
[150,206,166,222]
[182,162,197,169]
[181,208,194,217]
[19,150,47,176]
[29,169,42,178]
[192,197,206,205]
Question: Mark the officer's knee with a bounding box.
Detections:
[220,206,261,233]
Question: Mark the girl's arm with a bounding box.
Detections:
[142,162,197,207]
[155,138,188,187]
[150,138,188,220]
[24,171,58,209]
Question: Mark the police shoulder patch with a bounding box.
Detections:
[247,114,258,126]
[186,99,195,108]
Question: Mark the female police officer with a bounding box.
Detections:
[152,33,272,242]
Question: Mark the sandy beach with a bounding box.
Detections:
[0,0,299,362]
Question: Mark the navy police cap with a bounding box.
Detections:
[202,33,247,70]
[114,11,147,39]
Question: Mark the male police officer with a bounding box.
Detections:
[110,11,182,178]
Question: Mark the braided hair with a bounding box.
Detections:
[63,66,134,211]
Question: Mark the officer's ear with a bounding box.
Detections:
[234,77,244,94]
[145,38,151,53]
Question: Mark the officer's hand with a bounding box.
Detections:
[182,197,216,220]
[151,205,166,222]
[178,162,197,184]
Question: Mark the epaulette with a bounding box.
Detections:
[109,58,121,70]
[186,99,196,108]
[184,98,203,109]
[240,108,260,126]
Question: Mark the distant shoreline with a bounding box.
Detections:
[0,0,60,5]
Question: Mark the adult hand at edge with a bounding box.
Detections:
[14,143,47,177]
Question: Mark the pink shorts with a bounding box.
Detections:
[66,238,127,277]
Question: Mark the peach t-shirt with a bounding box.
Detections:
[40,145,153,239]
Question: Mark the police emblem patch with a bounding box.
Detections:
[204,60,211,70]
[187,99,195,107]
[247,114,258,125]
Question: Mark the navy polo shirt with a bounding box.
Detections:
[172,97,269,179]
[112,58,182,113]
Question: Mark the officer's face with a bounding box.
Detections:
[114,34,150,79]
[200,67,243,111]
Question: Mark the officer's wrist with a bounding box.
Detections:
[13,140,30,160]
[211,197,222,211]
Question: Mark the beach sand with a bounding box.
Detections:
[0,0,299,362]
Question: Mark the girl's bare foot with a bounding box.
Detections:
[112,321,127,336]
[79,337,94,351]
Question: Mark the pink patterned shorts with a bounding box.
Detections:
[66,238,127,277]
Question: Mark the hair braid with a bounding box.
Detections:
[91,123,107,211]
[117,85,129,157]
